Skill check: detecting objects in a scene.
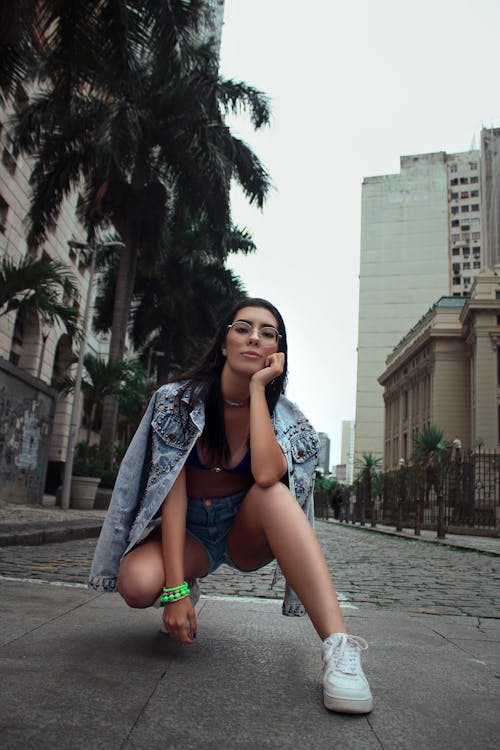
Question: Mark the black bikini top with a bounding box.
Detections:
[186,442,251,474]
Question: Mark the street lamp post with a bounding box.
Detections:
[397,457,405,532]
[60,239,125,510]
[36,320,51,380]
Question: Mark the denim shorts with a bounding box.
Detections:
[186,488,250,575]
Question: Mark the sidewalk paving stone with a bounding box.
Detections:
[0,579,498,750]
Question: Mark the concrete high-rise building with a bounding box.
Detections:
[203,0,225,57]
[481,127,500,268]
[355,145,485,464]
[317,432,331,475]
[340,420,354,484]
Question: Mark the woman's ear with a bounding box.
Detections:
[221,346,227,357]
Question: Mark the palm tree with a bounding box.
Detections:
[11,1,271,466]
[94,211,251,381]
[56,352,142,461]
[354,452,382,526]
[0,255,79,338]
[412,425,448,538]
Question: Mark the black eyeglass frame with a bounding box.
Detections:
[226,321,283,343]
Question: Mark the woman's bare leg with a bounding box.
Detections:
[117,531,209,608]
[227,483,345,639]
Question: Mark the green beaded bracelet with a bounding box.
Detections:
[159,581,190,604]
[160,592,190,604]
[162,581,189,593]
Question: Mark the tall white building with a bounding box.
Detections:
[481,127,500,267]
[354,146,484,463]
[203,0,225,57]
[340,420,354,484]
[317,432,331,475]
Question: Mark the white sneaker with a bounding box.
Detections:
[322,633,373,714]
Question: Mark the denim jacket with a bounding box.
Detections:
[89,381,320,615]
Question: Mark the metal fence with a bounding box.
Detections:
[315,449,500,537]
[360,449,499,535]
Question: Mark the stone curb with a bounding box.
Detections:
[0,520,103,547]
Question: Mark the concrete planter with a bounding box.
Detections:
[70,476,101,510]
[94,487,113,510]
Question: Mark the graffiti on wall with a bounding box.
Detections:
[0,375,54,504]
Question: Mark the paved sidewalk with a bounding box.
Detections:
[1,501,499,748]
[1,578,498,750]
[0,501,106,546]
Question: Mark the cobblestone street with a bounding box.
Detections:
[0,520,498,618]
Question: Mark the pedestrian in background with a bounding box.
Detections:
[89,297,373,714]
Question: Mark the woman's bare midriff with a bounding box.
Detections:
[185,464,252,499]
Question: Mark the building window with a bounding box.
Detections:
[453,276,461,285]
[470,176,479,184]
[452,247,460,255]
[460,191,469,199]
[0,194,8,233]
[2,134,18,175]
[471,204,479,211]
[463,262,470,269]
[473,261,481,269]
[452,263,460,273]
[451,206,459,214]
[460,177,469,184]
[451,236,460,245]
[470,162,478,170]
[471,190,479,198]
[451,192,458,199]
[472,232,480,240]
[450,178,458,186]
[470,217,480,225]
[451,219,460,227]
[463,276,471,285]
[9,314,24,366]
[463,248,470,258]
[461,205,469,213]
[473,246,480,256]
[449,165,458,173]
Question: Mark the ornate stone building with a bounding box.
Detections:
[378,268,500,468]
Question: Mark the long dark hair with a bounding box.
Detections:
[178,297,288,464]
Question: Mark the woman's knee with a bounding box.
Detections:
[118,575,158,608]
[117,559,161,608]
[245,481,292,511]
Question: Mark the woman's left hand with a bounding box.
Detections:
[250,352,285,388]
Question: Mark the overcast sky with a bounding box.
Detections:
[218,0,500,465]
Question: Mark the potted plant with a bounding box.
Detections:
[70,456,102,510]
[55,354,142,508]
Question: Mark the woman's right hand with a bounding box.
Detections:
[162,597,197,644]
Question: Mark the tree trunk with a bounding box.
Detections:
[83,402,96,462]
[99,233,138,468]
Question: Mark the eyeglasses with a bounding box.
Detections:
[227,320,282,344]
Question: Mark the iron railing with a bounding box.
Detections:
[315,449,500,536]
